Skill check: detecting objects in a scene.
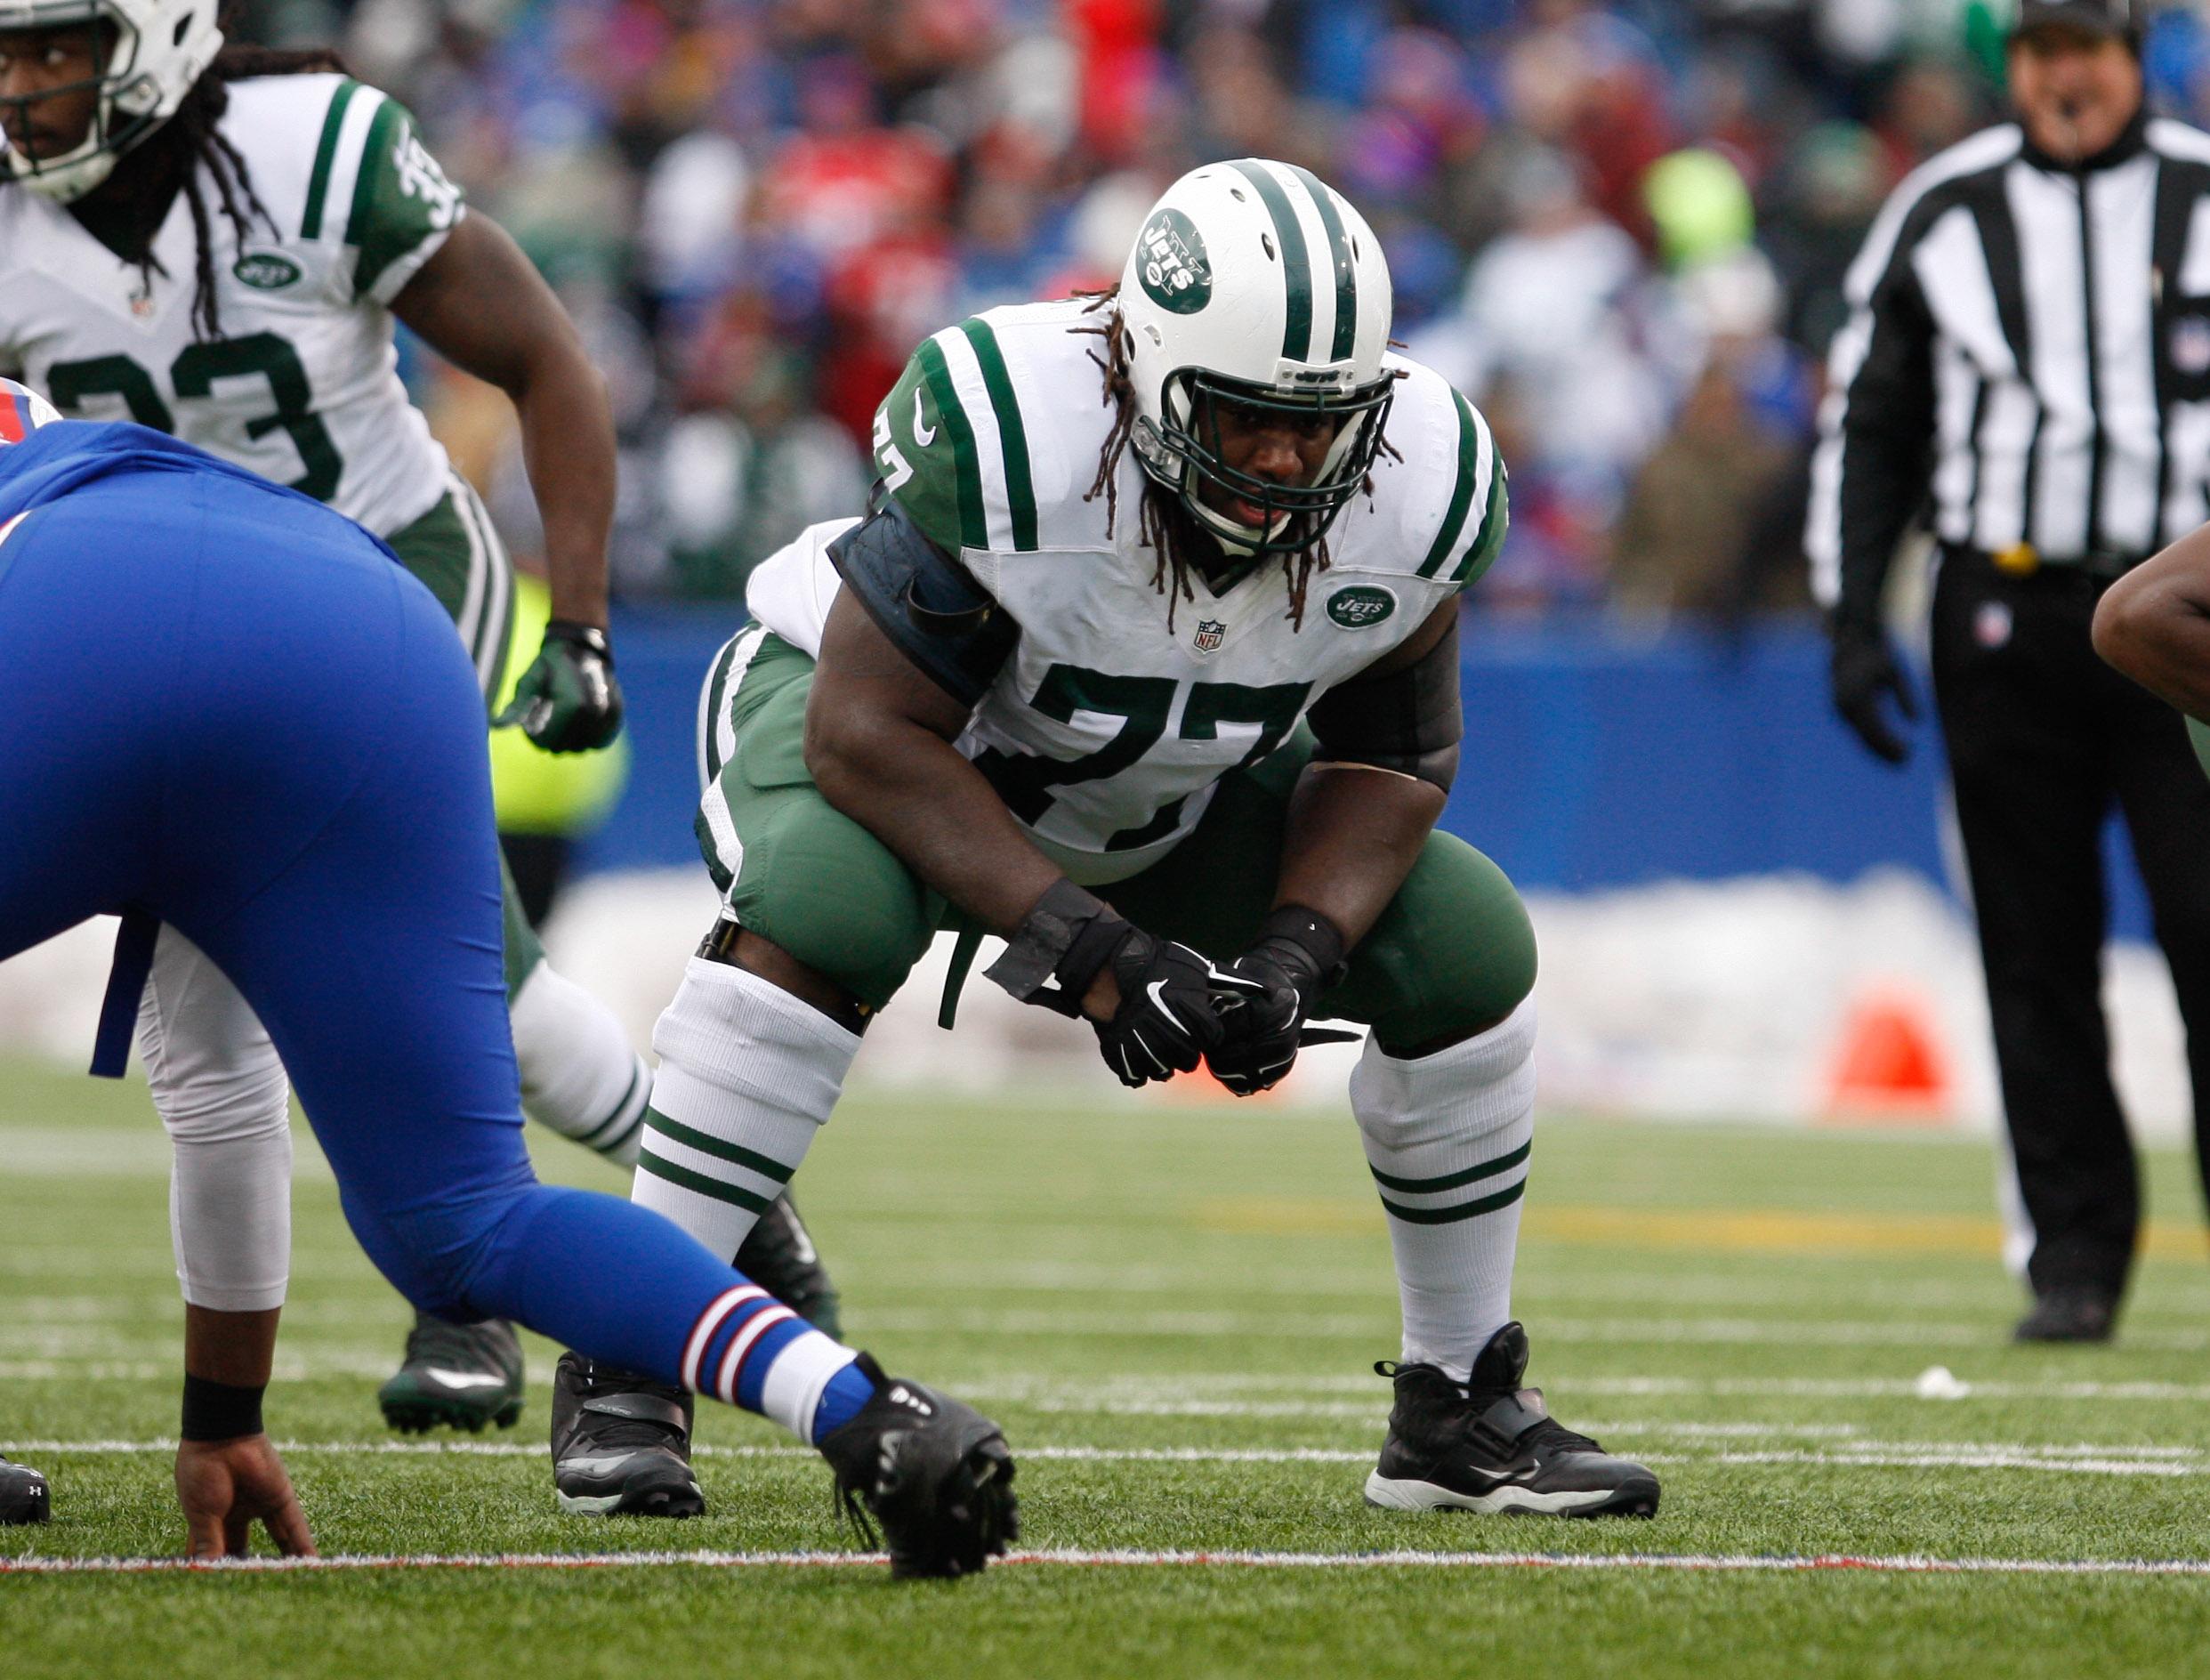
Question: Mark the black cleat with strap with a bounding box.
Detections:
[378,1312,526,1434]
[1,1453,51,1525]
[735,1193,843,1338]
[817,1353,1019,1579]
[550,1352,705,1517]
[1364,1322,1659,1518]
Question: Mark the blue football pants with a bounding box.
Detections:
[0,472,809,1397]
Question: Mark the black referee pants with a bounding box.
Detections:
[1932,545,2210,1301]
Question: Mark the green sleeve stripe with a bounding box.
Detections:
[343,96,408,295]
[300,77,362,239]
[636,1149,775,1216]
[1368,1138,1530,1196]
[958,319,1037,552]
[1452,449,1509,586]
[1229,159,1312,362]
[1285,163,1356,361]
[643,1109,795,1183]
[1416,391,1481,579]
[915,336,987,550]
[1378,1177,1526,1226]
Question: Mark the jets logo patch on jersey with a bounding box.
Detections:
[1326,585,1396,629]
[233,252,303,290]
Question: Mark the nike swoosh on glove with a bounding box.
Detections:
[496,620,625,753]
[1093,932,1238,1088]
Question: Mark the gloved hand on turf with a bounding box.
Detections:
[1206,907,1348,1097]
[496,620,625,753]
[1829,622,1917,766]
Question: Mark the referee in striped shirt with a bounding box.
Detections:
[1809,0,2210,1344]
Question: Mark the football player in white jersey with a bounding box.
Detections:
[549,161,1662,1524]
[0,0,840,1448]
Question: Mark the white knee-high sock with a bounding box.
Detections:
[510,962,653,1167]
[1349,999,1537,1383]
[633,957,859,1262]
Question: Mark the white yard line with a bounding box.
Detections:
[8,1438,2205,1475]
[8,1547,2210,1578]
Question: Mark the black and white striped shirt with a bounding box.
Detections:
[1808,112,2210,617]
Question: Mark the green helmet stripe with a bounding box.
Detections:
[915,336,988,550]
[300,78,362,239]
[1285,164,1357,362]
[1230,159,1312,362]
[958,319,1038,552]
[1417,391,1482,579]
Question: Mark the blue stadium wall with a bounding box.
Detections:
[577,612,2158,940]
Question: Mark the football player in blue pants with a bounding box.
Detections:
[0,389,1015,1573]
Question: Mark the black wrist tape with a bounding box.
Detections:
[181,1373,266,1442]
[1254,905,1349,992]
[985,879,1115,1003]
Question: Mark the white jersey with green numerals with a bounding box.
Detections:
[0,72,464,537]
[746,295,1507,887]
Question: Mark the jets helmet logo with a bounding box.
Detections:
[1137,209,1213,316]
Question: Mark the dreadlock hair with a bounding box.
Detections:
[1071,286,1390,635]
[98,41,351,343]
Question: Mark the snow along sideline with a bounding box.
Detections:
[0,868,2193,1133]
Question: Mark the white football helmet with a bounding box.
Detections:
[0,0,223,202]
[1117,158,1395,556]
[0,375,62,442]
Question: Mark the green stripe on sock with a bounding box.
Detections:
[1285,164,1356,361]
[1230,160,1311,362]
[577,1062,649,1153]
[915,336,987,550]
[301,78,360,238]
[958,319,1037,552]
[636,1149,775,1216]
[1368,1139,1531,1196]
[1416,392,1480,579]
[643,1109,794,1183]
[1378,1177,1527,1226]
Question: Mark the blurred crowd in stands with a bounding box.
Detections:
[237,0,2210,619]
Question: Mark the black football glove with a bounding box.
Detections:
[1829,623,1917,766]
[1206,907,1348,1096]
[496,620,625,753]
[981,879,1258,1088]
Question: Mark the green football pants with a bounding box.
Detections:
[386,473,540,996]
[694,628,1536,1051]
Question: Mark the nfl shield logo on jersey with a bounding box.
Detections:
[1192,618,1226,654]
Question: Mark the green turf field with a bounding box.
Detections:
[7,1053,2210,1677]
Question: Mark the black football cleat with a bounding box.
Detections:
[0,1453,50,1525]
[550,1352,706,1517]
[737,1192,844,1338]
[817,1353,1018,1579]
[1364,1322,1659,1518]
[378,1312,526,1434]
[2013,1286,2118,1345]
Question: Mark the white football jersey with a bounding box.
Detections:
[0,73,464,537]
[746,296,1506,886]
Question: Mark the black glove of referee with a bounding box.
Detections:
[1829,622,1918,766]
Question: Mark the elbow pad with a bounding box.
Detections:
[1305,614,1463,794]
[827,497,1019,706]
